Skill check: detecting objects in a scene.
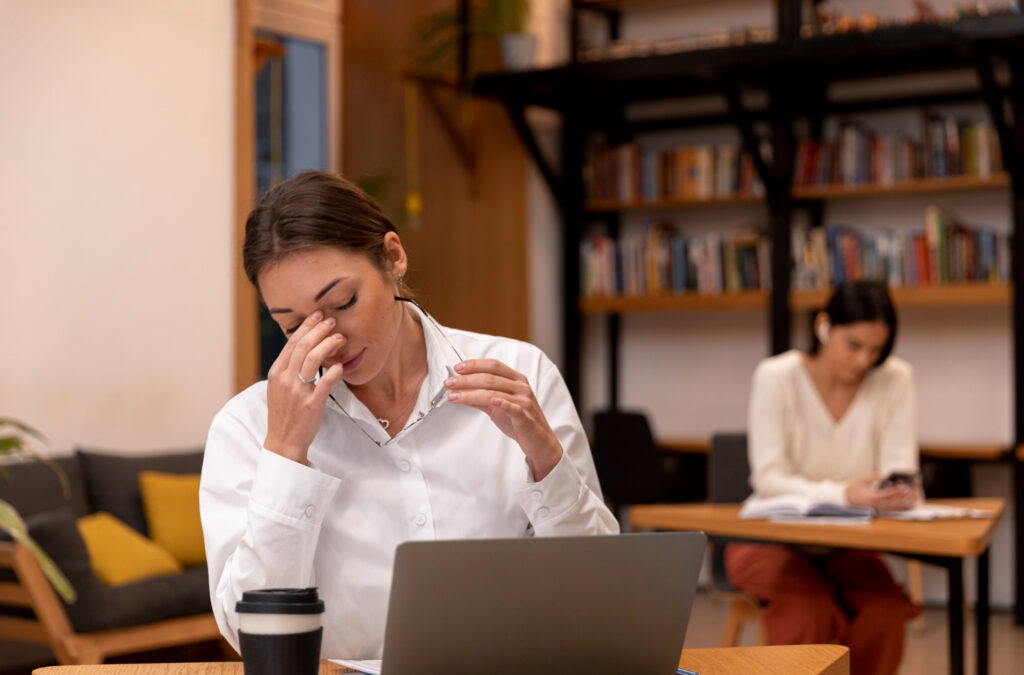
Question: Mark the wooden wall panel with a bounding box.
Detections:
[343,1,529,341]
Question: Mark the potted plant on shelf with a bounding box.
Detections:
[411,0,534,76]
[0,417,76,601]
[484,0,533,71]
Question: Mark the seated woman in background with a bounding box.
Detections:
[726,279,921,675]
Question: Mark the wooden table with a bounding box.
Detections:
[32,644,850,674]
[629,498,1005,675]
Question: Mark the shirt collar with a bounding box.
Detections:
[326,300,460,443]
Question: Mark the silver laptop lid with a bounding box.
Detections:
[380,531,706,675]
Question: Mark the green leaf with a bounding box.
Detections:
[0,418,48,443]
[0,500,76,603]
[0,435,25,456]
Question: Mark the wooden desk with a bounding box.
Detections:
[32,644,850,674]
[630,498,1004,675]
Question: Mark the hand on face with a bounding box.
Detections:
[444,359,563,480]
[845,474,920,511]
[263,311,346,464]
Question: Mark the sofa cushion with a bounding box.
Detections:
[0,456,90,519]
[139,471,206,566]
[24,508,212,633]
[77,512,183,586]
[76,448,204,535]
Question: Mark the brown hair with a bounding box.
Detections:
[243,171,398,291]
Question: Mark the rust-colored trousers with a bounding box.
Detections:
[725,543,921,675]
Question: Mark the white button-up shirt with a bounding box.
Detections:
[199,307,618,658]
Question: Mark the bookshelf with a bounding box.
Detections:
[474,2,1024,622]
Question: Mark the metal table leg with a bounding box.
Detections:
[948,557,964,675]
[977,549,990,675]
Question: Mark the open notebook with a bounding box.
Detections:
[332,532,707,675]
[740,494,995,522]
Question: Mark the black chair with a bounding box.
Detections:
[590,409,704,520]
[707,432,766,647]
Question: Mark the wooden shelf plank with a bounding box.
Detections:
[793,173,1010,199]
[586,174,1009,212]
[659,438,1012,461]
[792,283,1011,311]
[580,291,768,313]
[581,283,1010,314]
[585,193,763,212]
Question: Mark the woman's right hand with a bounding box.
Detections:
[263,311,346,464]
[845,474,917,511]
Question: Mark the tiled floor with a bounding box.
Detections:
[684,590,1024,674]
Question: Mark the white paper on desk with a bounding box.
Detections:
[768,515,872,525]
[330,658,382,674]
[877,503,995,520]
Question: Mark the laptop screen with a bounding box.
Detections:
[378,531,706,675]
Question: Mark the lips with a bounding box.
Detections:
[341,349,365,370]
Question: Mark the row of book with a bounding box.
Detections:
[792,207,1011,291]
[793,116,1004,187]
[581,208,1010,299]
[580,223,771,297]
[583,142,766,203]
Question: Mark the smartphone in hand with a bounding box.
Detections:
[876,471,919,490]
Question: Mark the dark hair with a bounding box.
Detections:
[808,279,898,366]
[243,171,398,291]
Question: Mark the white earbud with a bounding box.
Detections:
[817,321,831,345]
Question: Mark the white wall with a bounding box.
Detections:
[527,0,1017,608]
[0,0,234,453]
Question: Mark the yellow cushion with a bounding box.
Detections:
[138,471,206,566]
[77,512,183,586]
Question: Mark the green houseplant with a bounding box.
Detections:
[411,0,533,76]
[0,417,76,601]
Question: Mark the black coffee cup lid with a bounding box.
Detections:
[236,588,325,614]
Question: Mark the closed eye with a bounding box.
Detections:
[335,294,357,311]
[284,294,357,336]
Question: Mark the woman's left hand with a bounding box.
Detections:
[444,359,563,480]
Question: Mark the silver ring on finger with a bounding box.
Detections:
[297,373,316,385]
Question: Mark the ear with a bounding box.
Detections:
[814,312,831,345]
[382,231,408,279]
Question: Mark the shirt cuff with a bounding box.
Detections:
[249,449,342,529]
[817,481,850,506]
[515,451,585,526]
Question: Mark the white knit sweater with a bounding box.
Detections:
[747,349,918,505]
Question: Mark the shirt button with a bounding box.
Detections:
[531,490,543,501]
[304,504,316,519]
[414,513,427,527]
[536,506,550,519]
[399,460,411,472]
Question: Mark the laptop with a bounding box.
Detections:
[338,531,707,675]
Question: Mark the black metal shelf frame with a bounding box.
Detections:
[471,1,1024,637]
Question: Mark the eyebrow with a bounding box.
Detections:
[267,277,347,315]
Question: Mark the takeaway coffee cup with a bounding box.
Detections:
[236,588,325,675]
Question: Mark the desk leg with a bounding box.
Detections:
[977,549,990,675]
[948,557,964,675]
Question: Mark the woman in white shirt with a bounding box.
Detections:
[200,172,618,659]
[725,279,921,675]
